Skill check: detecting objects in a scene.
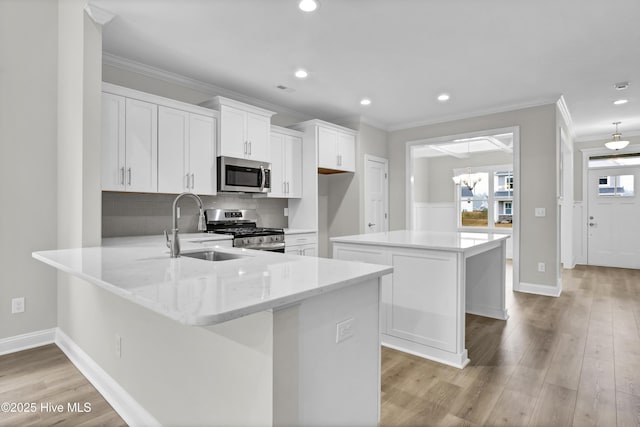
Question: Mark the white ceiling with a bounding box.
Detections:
[92,0,640,140]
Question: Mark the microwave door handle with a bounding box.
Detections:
[260,165,266,192]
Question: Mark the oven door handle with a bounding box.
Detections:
[259,165,266,192]
[241,242,285,251]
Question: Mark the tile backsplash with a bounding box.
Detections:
[102,192,288,237]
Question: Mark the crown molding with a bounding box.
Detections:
[102,53,311,122]
[327,114,390,132]
[84,3,115,26]
[387,95,561,132]
[575,129,640,143]
[556,95,576,139]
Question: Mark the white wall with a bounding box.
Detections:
[389,105,559,290]
[0,0,58,340]
[54,4,274,425]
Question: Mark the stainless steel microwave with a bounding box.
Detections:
[217,156,271,193]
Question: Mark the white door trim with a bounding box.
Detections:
[581,144,640,266]
[364,154,389,233]
[405,126,520,291]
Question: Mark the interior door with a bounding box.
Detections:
[588,166,640,269]
[364,155,388,233]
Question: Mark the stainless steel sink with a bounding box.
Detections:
[181,250,246,262]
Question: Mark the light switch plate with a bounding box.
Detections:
[535,208,546,217]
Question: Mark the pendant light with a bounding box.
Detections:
[605,122,630,150]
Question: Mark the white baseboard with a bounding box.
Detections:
[55,329,161,427]
[0,328,56,356]
[515,281,562,297]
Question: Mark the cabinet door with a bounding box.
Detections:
[125,98,158,192]
[317,126,338,169]
[246,112,270,162]
[301,246,316,257]
[285,135,302,198]
[189,113,216,195]
[101,93,126,191]
[269,132,285,197]
[219,105,246,159]
[338,132,356,172]
[158,106,188,194]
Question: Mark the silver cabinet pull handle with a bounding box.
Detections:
[191,173,195,189]
[120,167,125,185]
[127,168,132,185]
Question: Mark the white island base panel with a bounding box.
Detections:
[333,231,509,369]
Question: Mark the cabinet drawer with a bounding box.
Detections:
[285,234,317,246]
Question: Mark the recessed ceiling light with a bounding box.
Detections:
[613,99,628,105]
[298,0,318,12]
[437,93,450,102]
[360,98,372,106]
[294,69,308,79]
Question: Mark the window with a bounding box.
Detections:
[454,166,513,229]
[598,174,634,197]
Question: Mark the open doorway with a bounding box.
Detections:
[405,126,520,287]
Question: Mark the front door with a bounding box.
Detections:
[588,166,640,269]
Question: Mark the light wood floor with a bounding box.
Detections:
[0,344,126,426]
[1,265,638,426]
[381,265,640,426]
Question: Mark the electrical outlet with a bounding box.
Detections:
[336,318,355,343]
[11,297,25,314]
[538,262,546,273]
[115,334,122,358]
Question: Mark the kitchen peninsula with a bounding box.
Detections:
[33,235,392,426]
[332,230,509,368]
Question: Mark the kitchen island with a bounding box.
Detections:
[33,235,391,426]
[332,230,509,368]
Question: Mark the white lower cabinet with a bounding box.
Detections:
[158,106,216,195]
[333,244,458,352]
[285,233,317,256]
[269,127,302,198]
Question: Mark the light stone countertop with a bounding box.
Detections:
[33,234,391,326]
[331,230,510,252]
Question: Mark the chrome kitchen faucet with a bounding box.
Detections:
[165,192,207,258]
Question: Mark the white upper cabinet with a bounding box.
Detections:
[201,96,274,163]
[188,113,216,195]
[158,107,216,195]
[102,83,218,195]
[158,106,189,194]
[318,125,355,172]
[269,127,303,198]
[336,132,356,172]
[102,93,158,193]
[291,120,357,174]
[101,93,126,191]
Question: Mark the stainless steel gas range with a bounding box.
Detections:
[203,209,285,252]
